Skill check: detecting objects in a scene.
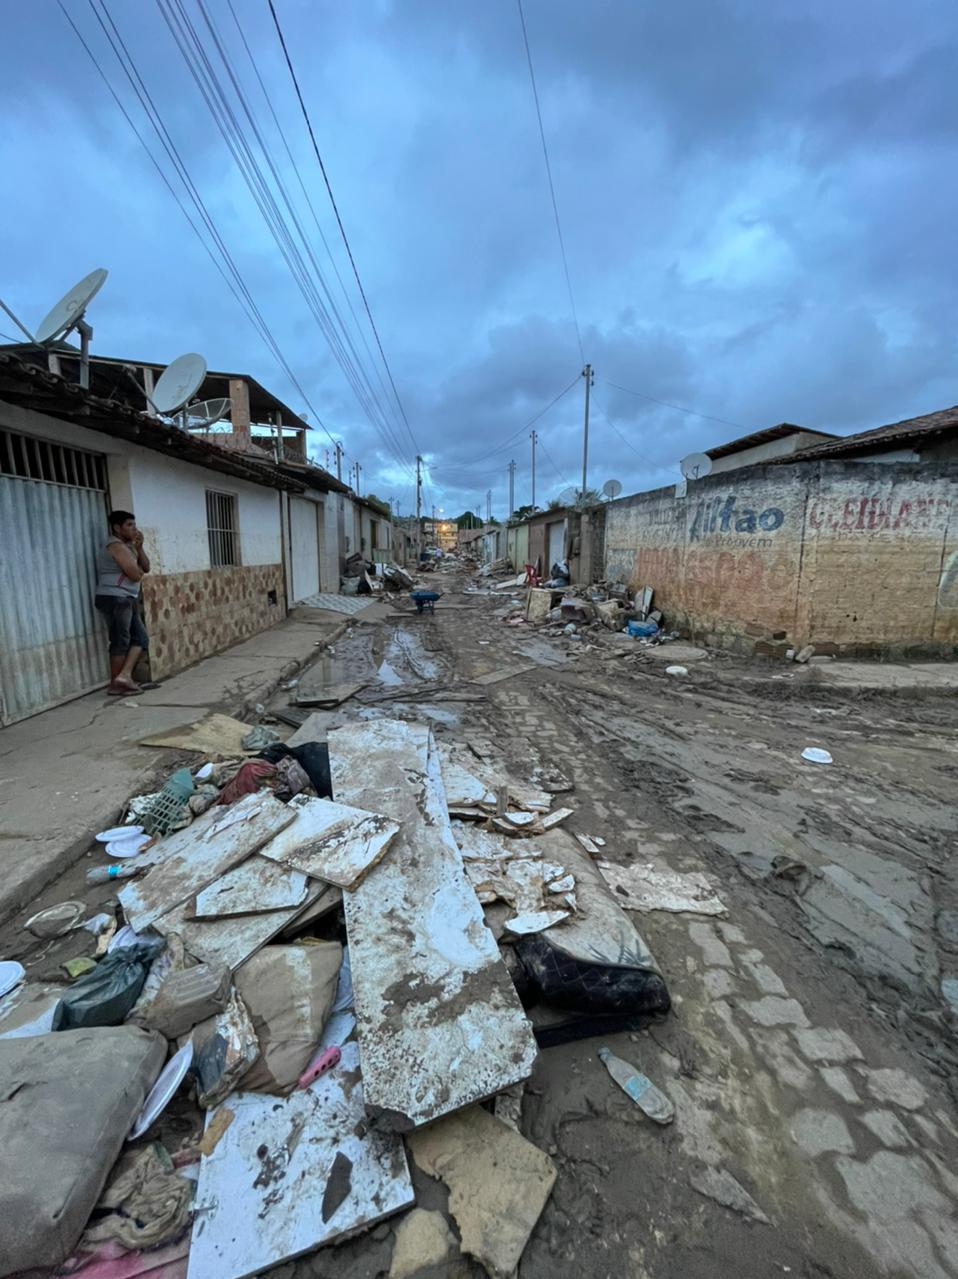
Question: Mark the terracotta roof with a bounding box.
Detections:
[785,405,958,462]
[705,423,835,460]
[0,351,303,492]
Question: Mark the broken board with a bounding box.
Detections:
[119,792,296,932]
[294,680,366,708]
[155,884,332,973]
[187,1040,414,1279]
[409,1104,556,1279]
[595,861,727,916]
[328,719,538,1130]
[258,796,400,890]
[470,664,537,686]
[191,856,308,918]
[138,712,261,758]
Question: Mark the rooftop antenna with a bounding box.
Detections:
[184,396,231,430]
[0,268,109,388]
[680,451,713,481]
[147,353,208,425]
[602,478,623,501]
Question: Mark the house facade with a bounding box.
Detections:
[0,351,302,723]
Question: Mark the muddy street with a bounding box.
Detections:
[2,572,957,1279]
[283,575,958,1279]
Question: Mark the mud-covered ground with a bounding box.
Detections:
[5,572,957,1279]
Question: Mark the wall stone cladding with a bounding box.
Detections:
[141,563,285,678]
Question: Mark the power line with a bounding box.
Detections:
[603,378,748,432]
[156,0,416,480]
[266,0,420,461]
[67,0,345,458]
[515,0,584,364]
[590,394,660,471]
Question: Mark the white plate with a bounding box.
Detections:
[0,962,25,1000]
[96,825,145,843]
[105,834,150,859]
[801,747,833,765]
[128,1041,194,1141]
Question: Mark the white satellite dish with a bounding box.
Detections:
[149,353,208,415]
[0,267,109,389]
[680,451,713,480]
[602,478,623,499]
[557,486,577,506]
[35,269,109,344]
[184,397,231,428]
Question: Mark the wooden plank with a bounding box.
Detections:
[154,884,329,974]
[471,664,537,686]
[258,796,400,890]
[138,712,262,757]
[294,680,366,707]
[191,856,308,919]
[119,793,296,932]
[328,719,538,1130]
[187,1040,414,1279]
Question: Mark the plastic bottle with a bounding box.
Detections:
[597,1045,674,1124]
[86,864,139,885]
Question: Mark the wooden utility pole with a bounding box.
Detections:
[530,430,538,508]
[581,363,593,498]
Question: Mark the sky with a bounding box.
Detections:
[1,0,956,520]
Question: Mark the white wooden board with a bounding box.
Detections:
[119,793,295,932]
[192,856,308,918]
[258,796,400,890]
[328,719,537,1129]
[187,1040,413,1279]
[154,884,332,973]
[596,860,727,916]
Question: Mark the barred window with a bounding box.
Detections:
[206,489,239,567]
[0,428,106,490]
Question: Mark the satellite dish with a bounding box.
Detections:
[602,478,623,499]
[184,397,231,428]
[150,353,208,415]
[35,268,109,344]
[557,486,577,506]
[680,451,713,480]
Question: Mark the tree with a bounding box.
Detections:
[456,510,482,529]
[364,493,391,517]
[510,504,537,522]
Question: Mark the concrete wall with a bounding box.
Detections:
[604,460,958,655]
[708,431,833,475]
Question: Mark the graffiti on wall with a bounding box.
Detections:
[810,493,951,535]
[689,495,785,543]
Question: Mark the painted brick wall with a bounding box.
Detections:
[142,563,285,679]
[604,461,958,654]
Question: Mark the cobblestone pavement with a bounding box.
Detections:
[293,580,958,1279]
[7,577,956,1279]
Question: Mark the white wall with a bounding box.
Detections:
[708,431,834,475]
[2,400,284,575]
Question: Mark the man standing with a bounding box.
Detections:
[94,510,151,695]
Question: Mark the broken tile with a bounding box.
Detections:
[596,861,726,917]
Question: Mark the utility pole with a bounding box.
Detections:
[354,462,362,495]
[486,489,492,522]
[334,442,343,482]
[415,455,423,558]
[530,430,538,509]
[507,459,516,518]
[581,363,593,499]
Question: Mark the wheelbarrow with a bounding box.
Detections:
[410,590,441,614]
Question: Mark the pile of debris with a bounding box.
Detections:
[341,552,415,596]
[0,713,681,1279]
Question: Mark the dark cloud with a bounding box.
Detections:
[1,0,956,518]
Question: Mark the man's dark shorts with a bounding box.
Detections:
[95,595,149,657]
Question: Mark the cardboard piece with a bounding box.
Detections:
[138,713,261,758]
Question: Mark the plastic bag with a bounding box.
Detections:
[53,941,165,1031]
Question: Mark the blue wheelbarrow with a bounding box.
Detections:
[410,590,441,614]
